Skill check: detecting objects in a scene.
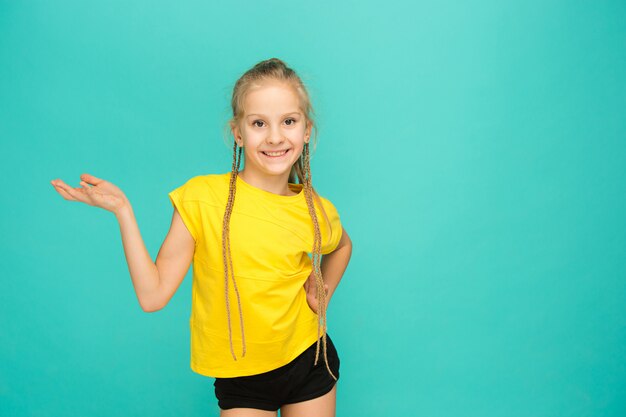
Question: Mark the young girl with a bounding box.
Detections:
[50,58,352,417]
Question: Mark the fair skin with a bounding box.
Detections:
[50,79,352,417]
[231,79,310,196]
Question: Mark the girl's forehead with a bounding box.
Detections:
[243,82,302,115]
[247,80,297,98]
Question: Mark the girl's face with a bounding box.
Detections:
[231,80,311,181]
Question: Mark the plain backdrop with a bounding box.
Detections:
[1,1,625,416]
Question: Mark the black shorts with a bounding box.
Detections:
[213,333,341,411]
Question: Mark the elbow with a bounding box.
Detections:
[140,297,165,313]
[141,305,159,313]
[343,233,353,254]
[334,227,352,252]
[141,303,157,313]
[142,304,164,313]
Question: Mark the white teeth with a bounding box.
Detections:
[263,150,288,157]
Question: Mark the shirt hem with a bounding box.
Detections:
[189,325,328,378]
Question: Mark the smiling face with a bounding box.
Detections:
[231,80,312,188]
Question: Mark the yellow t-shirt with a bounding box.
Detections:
[168,172,343,378]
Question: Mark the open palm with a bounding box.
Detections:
[50,173,129,214]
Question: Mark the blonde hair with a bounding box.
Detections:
[222,58,337,381]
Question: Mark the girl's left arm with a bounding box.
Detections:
[321,227,353,306]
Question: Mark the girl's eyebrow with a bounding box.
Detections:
[246,111,301,118]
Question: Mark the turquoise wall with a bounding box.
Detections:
[1,0,625,416]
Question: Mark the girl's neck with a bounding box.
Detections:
[237,170,296,196]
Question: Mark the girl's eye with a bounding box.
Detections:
[252,118,297,128]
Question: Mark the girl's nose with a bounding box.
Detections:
[266,127,284,144]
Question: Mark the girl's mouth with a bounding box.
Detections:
[261,149,291,158]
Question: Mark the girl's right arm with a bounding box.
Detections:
[51,174,195,313]
[116,204,195,312]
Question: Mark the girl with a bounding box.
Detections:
[50,58,352,417]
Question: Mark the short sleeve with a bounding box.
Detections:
[168,178,203,243]
[320,197,343,255]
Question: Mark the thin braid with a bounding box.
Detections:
[222,140,246,361]
[301,142,338,382]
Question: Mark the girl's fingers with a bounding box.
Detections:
[304,273,328,296]
[66,186,86,202]
[53,184,74,200]
[53,184,79,201]
[80,173,103,186]
[54,181,86,202]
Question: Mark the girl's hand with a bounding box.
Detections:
[303,270,329,315]
[50,173,130,215]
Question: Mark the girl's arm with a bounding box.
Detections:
[51,174,194,313]
[116,205,195,312]
[321,227,353,306]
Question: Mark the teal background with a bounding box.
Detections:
[1,0,625,416]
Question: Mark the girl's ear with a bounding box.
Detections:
[230,122,244,147]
